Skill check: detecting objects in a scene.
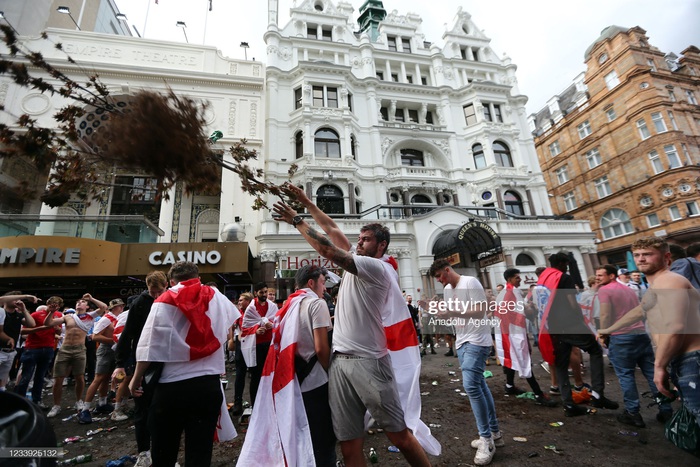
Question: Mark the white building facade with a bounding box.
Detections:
[256,0,597,298]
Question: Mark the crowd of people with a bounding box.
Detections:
[1,190,699,466]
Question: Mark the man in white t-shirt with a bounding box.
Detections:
[294,264,335,466]
[273,185,431,467]
[429,259,500,466]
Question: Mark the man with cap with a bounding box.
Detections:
[79,298,125,423]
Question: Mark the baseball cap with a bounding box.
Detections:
[64,308,76,314]
[618,268,629,276]
[108,298,125,310]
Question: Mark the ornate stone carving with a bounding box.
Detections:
[0,82,8,106]
[259,250,277,262]
[229,63,238,75]
[381,137,394,156]
[250,102,258,137]
[432,139,450,157]
[252,65,261,76]
[228,100,237,134]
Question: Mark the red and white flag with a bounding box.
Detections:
[237,289,315,466]
[379,255,441,456]
[495,284,532,378]
[240,298,278,367]
[112,310,129,344]
[537,268,563,365]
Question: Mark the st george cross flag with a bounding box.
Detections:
[136,278,239,442]
[240,298,278,367]
[236,289,315,466]
[494,284,531,378]
[112,310,129,344]
[536,267,563,365]
[379,255,442,456]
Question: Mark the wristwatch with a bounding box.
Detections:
[291,215,303,227]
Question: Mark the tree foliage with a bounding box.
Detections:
[0,25,295,209]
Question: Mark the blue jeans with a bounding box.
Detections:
[15,347,54,403]
[670,350,700,426]
[458,343,499,438]
[609,334,670,414]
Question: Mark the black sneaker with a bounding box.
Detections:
[549,386,560,395]
[535,394,558,407]
[77,409,93,424]
[504,385,525,396]
[564,404,589,417]
[430,348,436,355]
[617,410,645,428]
[445,349,454,357]
[230,402,243,416]
[95,403,115,414]
[591,396,619,410]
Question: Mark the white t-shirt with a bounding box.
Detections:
[297,292,332,392]
[333,254,391,358]
[92,312,117,336]
[444,275,492,349]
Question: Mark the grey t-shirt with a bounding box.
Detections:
[332,254,391,358]
[297,293,332,392]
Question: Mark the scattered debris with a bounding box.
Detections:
[428,423,441,428]
[483,371,493,378]
[618,430,638,437]
[387,446,400,452]
[432,381,439,386]
[549,422,564,427]
[420,392,430,396]
[528,452,539,458]
[544,445,563,455]
[516,392,536,400]
[448,371,456,376]
[513,437,527,443]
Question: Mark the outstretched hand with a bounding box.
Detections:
[272,200,298,225]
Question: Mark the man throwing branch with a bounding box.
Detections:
[273,184,436,467]
[599,237,700,432]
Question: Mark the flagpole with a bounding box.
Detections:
[203,0,211,45]
[142,0,153,38]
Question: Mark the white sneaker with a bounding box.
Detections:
[471,431,504,448]
[75,400,86,411]
[111,409,129,421]
[540,361,550,374]
[47,405,61,418]
[474,437,495,466]
[134,450,152,467]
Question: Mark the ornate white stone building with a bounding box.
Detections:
[256,0,596,298]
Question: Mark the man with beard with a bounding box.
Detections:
[599,237,700,432]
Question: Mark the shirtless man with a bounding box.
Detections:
[599,237,700,430]
[45,294,107,418]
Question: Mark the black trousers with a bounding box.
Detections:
[133,380,155,453]
[302,383,337,467]
[233,337,247,404]
[248,343,270,406]
[552,333,604,405]
[148,375,222,467]
[504,367,543,396]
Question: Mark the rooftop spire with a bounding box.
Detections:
[357,0,386,42]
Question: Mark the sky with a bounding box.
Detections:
[114,0,700,115]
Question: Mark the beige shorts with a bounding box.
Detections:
[53,344,86,378]
[329,354,406,441]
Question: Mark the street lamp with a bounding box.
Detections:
[176,21,188,43]
[240,41,249,60]
[56,6,80,30]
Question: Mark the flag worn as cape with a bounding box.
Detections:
[379,255,442,456]
[236,289,315,466]
[494,284,531,378]
[240,298,278,367]
[536,268,563,365]
[112,310,129,344]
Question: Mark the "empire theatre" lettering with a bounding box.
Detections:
[1,247,81,264]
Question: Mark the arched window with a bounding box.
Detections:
[316,184,344,214]
[411,193,432,215]
[600,208,634,240]
[493,141,513,167]
[295,131,303,159]
[504,191,524,216]
[400,149,424,166]
[515,253,536,266]
[473,143,486,169]
[314,128,340,158]
[350,134,357,159]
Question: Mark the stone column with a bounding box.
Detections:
[348,181,356,214]
[395,248,414,293]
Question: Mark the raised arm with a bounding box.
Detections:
[83,293,108,314]
[273,200,358,275]
[0,294,40,306]
[282,183,351,251]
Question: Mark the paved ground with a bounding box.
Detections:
[43,342,699,466]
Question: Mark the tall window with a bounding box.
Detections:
[600,208,634,240]
[637,119,650,139]
[604,70,620,90]
[411,194,432,215]
[472,143,486,169]
[648,150,663,174]
[651,112,667,133]
[493,141,513,167]
[483,104,492,122]
[646,213,660,227]
[687,201,700,216]
[316,185,344,214]
[463,104,477,126]
[294,87,302,109]
[401,38,411,53]
[606,108,617,121]
[482,103,503,123]
[295,131,303,159]
[549,141,561,157]
[321,28,332,41]
[504,191,524,216]
[408,109,419,123]
[577,120,592,139]
[387,36,397,51]
[314,128,340,158]
[400,149,424,166]
[555,165,569,185]
[664,145,681,169]
[563,192,576,211]
[586,148,602,168]
[647,58,657,72]
[312,86,338,108]
[667,111,678,130]
[306,26,317,39]
[669,205,681,220]
[595,176,612,198]
[686,90,698,105]
[668,90,677,102]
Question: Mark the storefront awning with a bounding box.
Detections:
[432,221,502,265]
